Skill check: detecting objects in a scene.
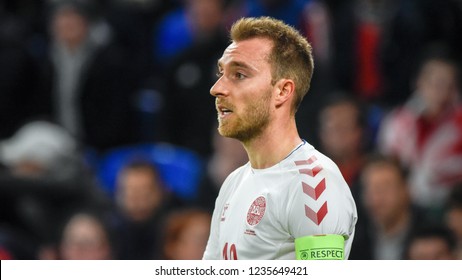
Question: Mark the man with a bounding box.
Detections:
[203,17,357,260]
[318,94,368,191]
[114,161,167,259]
[36,0,138,151]
[349,154,429,259]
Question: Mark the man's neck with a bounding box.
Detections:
[243,118,302,169]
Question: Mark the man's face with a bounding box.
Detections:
[417,60,459,114]
[60,215,111,260]
[362,164,409,228]
[117,168,162,222]
[210,37,275,142]
[408,237,454,260]
[320,102,362,159]
[52,8,89,49]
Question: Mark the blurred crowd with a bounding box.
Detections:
[0,0,461,260]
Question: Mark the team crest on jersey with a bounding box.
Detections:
[247,196,266,226]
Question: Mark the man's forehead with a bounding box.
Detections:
[219,38,273,66]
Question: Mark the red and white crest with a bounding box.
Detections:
[247,196,266,226]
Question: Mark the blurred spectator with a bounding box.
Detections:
[0,120,79,179]
[113,161,169,259]
[445,183,462,259]
[196,128,248,211]
[59,211,114,260]
[115,161,164,223]
[160,0,229,157]
[405,225,457,260]
[318,94,370,200]
[104,0,177,143]
[161,208,211,260]
[328,0,462,107]
[350,154,429,260]
[0,120,109,252]
[152,0,226,70]
[378,44,462,214]
[329,0,403,105]
[34,0,139,152]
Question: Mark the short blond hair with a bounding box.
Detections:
[230,16,314,113]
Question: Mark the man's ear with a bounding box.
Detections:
[274,79,295,107]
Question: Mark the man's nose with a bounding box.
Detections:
[210,77,228,97]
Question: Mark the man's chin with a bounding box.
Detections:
[217,127,233,138]
[218,125,239,139]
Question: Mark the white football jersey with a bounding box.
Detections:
[203,141,358,260]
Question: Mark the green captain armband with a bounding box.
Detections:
[295,234,345,260]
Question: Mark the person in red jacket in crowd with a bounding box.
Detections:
[378,44,462,215]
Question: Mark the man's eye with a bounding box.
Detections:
[235,72,245,79]
[216,71,223,78]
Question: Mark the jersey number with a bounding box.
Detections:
[222,242,238,260]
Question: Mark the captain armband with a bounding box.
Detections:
[295,234,345,260]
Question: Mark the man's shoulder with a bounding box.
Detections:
[289,143,340,172]
[287,143,350,189]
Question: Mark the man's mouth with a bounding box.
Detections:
[217,104,234,117]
